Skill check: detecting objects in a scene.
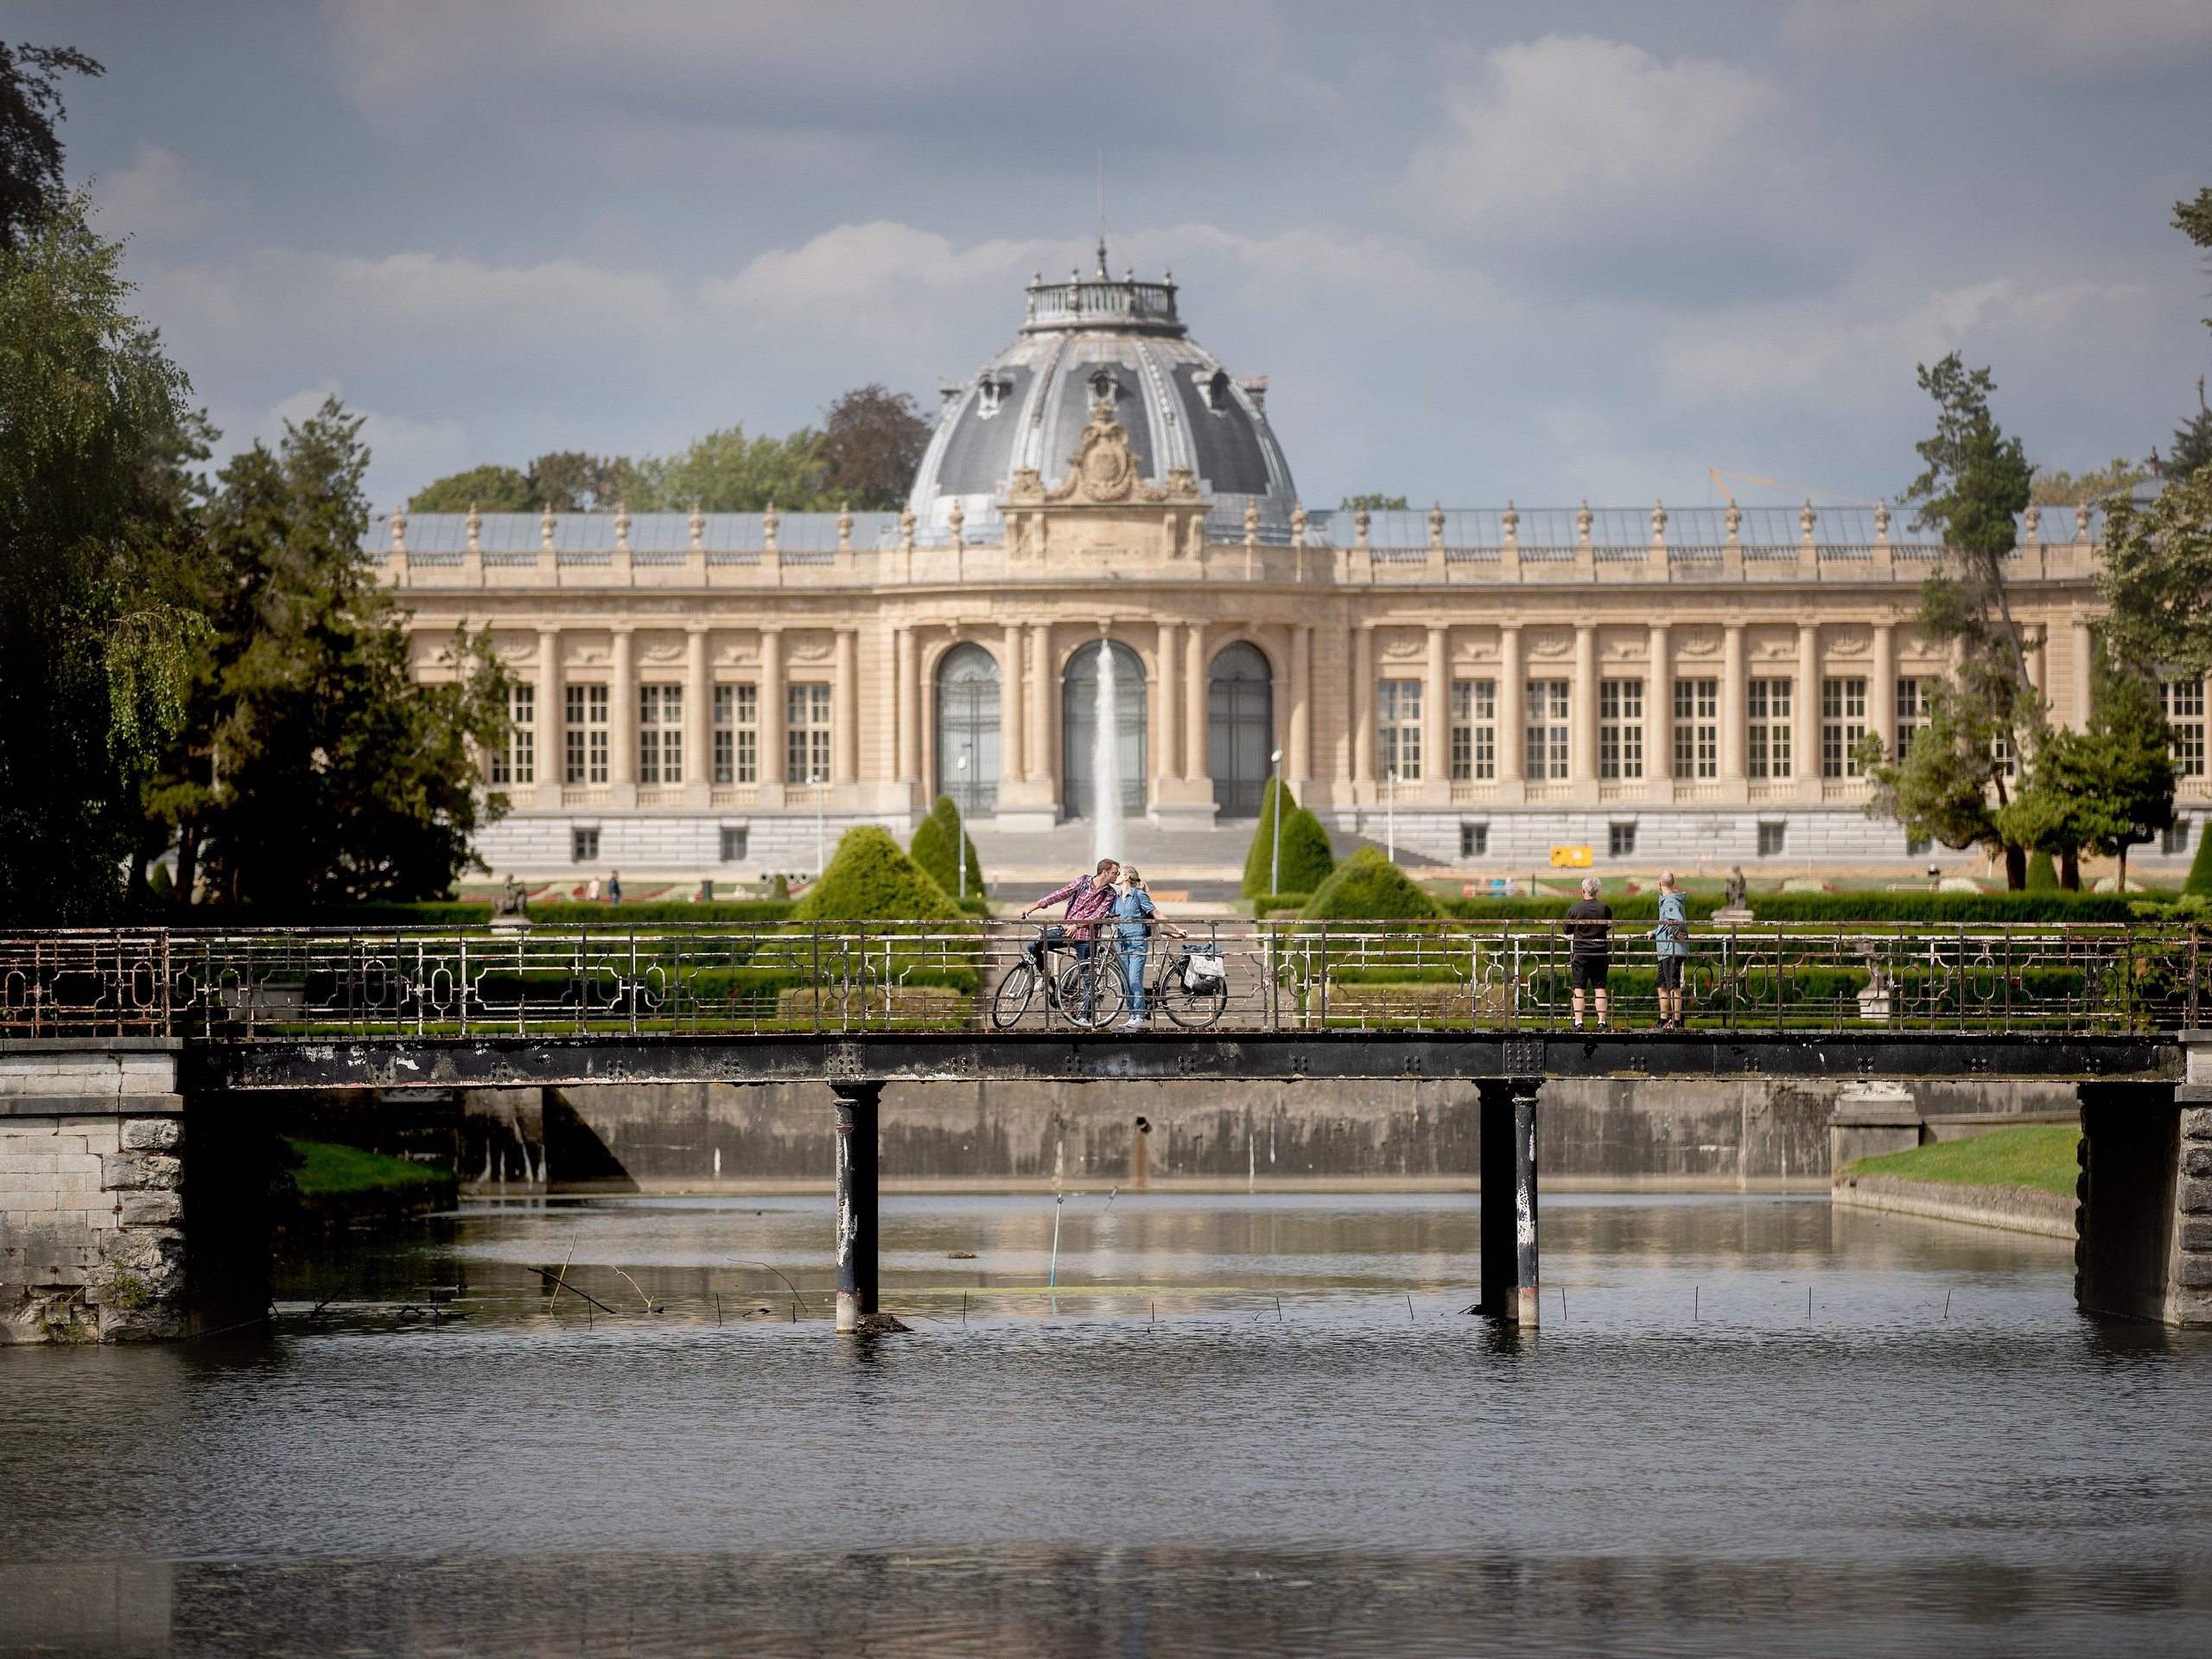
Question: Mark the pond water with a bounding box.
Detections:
[3,1192,2210,1656]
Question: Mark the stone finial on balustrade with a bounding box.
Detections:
[898,505,915,553]
[1725,503,1743,543]
[1873,499,1891,542]
[1352,506,1369,550]
[1291,500,1309,547]
[2075,501,2092,542]
[614,501,632,554]
[465,502,481,553]
[1800,499,1817,545]
[2022,504,2041,543]
[836,502,854,553]
[390,507,408,555]
[1429,501,1446,550]
[1576,499,1593,550]
[1502,500,1519,550]
[689,502,705,552]
[1651,498,1669,546]
[947,501,964,548]
[1243,500,1260,547]
[763,503,779,554]
[539,505,556,556]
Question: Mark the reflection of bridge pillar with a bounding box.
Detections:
[1477,1080,1518,1318]
[1515,1082,1541,1327]
[832,1080,880,1332]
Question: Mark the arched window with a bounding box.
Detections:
[935,643,1000,816]
[1061,639,1147,820]
[1209,641,1274,818]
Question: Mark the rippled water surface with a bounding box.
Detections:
[3,1191,2210,1656]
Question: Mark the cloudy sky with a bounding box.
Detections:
[34,1,2212,514]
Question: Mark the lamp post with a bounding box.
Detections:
[1269,747,1284,896]
[1387,770,1398,864]
[955,747,970,900]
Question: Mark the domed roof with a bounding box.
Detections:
[906,244,1299,543]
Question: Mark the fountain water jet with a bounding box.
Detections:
[1091,639,1124,867]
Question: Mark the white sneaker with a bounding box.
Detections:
[1122,1015,1148,1029]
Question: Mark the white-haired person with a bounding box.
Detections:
[1653,869,1690,1029]
[1562,874,1613,1031]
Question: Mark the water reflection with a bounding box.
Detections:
[2,1193,2207,1656]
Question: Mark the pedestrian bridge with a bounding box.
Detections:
[2,920,2207,1341]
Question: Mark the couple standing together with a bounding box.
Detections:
[1022,857,1187,1029]
[1563,871,1692,1031]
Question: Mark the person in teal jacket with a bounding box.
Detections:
[1654,869,1689,1029]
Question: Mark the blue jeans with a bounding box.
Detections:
[1119,944,1149,1016]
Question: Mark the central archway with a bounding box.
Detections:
[1060,639,1147,820]
[934,642,1000,815]
[1208,640,1274,818]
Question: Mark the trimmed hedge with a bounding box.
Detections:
[910,794,987,899]
[1302,846,1443,921]
[792,826,964,922]
[1241,782,1336,897]
[194,899,799,929]
[1439,892,2140,924]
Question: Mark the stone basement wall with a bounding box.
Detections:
[0,1042,187,1343]
[2178,1105,2212,1324]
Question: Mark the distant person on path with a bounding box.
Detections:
[1023,858,1122,1014]
[585,876,601,902]
[1653,869,1689,1029]
[607,870,623,905]
[1112,867,1187,1030]
[1564,875,1613,1030]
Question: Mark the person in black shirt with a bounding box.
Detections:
[1563,875,1613,1030]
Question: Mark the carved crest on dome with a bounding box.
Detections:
[1006,404,1201,508]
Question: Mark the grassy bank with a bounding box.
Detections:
[1844,1124,2080,1197]
[289,1140,450,1198]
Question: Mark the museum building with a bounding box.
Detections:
[374,251,2208,878]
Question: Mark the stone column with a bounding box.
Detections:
[1498,623,1524,795]
[760,627,785,804]
[1001,623,1025,807]
[1722,621,1746,801]
[1028,623,1051,782]
[833,628,858,786]
[1647,623,1672,790]
[683,625,710,807]
[1425,624,1449,803]
[2025,621,2047,705]
[1872,622,1896,764]
[1155,620,1181,783]
[895,626,919,786]
[1353,623,1376,799]
[1290,624,1313,792]
[536,626,563,808]
[1797,621,1820,802]
[609,625,637,808]
[2072,616,2094,731]
[1572,623,1597,793]
[1333,621,1354,788]
[1179,623,1205,786]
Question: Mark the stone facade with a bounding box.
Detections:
[376,264,2208,881]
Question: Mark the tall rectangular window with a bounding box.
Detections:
[1821,677,1866,779]
[1757,821,1788,856]
[1451,679,1495,781]
[1524,679,1569,780]
[1748,679,1793,779]
[1896,677,1929,760]
[714,684,758,785]
[638,684,683,785]
[786,683,831,784]
[565,684,607,785]
[1376,678,1422,782]
[2163,675,2206,778]
[1460,822,1488,858]
[493,683,534,785]
[1674,678,1718,779]
[1599,679,1643,780]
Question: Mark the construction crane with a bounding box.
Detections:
[1707,467,1880,508]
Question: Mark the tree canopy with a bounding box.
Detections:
[0,41,100,248]
[1340,494,1409,512]
[820,385,931,511]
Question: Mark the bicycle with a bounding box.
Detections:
[989,928,1124,1030]
[1124,938,1231,1030]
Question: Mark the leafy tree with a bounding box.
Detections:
[409,463,531,513]
[820,385,929,511]
[792,824,961,921]
[524,450,639,512]
[637,424,827,512]
[0,41,100,248]
[0,192,202,924]
[2069,650,2175,894]
[2030,458,2148,506]
[909,793,983,899]
[1340,493,1409,512]
[162,397,510,906]
[1301,844,1440,922]
[2164,379,2212,482]
[1865,677,2013,874]
[2098,462,2212,675]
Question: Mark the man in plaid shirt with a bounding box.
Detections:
[1022,858,1122,1014]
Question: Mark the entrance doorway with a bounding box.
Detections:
[935,642,1000,815]
[1209,640,1274,817]
[1061,639,1147,819]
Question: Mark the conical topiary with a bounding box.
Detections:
[2188,815,2212,896]
[2024,849,2060,891]
[1300,844,1440,921]
[793,825,963,921]
[1240,778,1294,897]
[910,794,985,899]
[1273,805,1337,895]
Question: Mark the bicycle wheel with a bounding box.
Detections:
[989,958,1039,1029]
[1055,956,1122,1030]
[1160,959,1229,1029]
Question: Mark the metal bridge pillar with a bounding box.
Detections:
[1477,1080,1517,1319]
[831,1081,881,1332]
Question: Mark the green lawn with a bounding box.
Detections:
[1845,1123,2080,1197]
[289,1139,449,1198]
